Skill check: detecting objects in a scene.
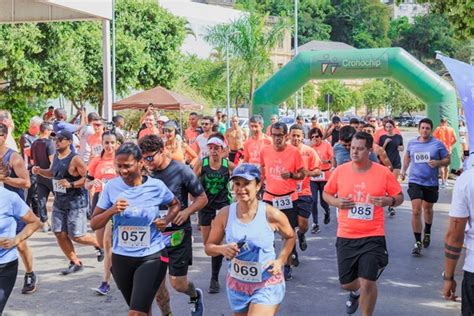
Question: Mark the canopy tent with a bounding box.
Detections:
[112,86,203,111]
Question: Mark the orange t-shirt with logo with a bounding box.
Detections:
[243,135,272,167]
[260,145,304,202]
[87,157,117,193]
[324,162,402,239]
[433,126,456,153]
[312,141,333,181]
[297,144,320,197]
[87,134,103,160]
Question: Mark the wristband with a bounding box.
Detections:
[442,271,454,281]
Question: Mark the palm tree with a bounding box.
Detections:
[205,13,288,101]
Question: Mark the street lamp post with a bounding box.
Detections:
[294,0,299,119]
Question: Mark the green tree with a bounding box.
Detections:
[360,80,388,114]
[285,83,318,109]
[383,79,424,116]
[316,80,352,114]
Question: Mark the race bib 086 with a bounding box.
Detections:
[272,195,293,210]
[348,203,374,221]
[414,152,430,163]
[118,226,150,248]
[230,258,262,283]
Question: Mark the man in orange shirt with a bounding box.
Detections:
[261,122,305,281]
[433,117,456,187]
[289,125,321,256]
[184,112,201,147]
[265,114,278,136]
[243,115,272,168]
[323,132,403,316]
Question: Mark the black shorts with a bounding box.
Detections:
[263,200,298,229]
[166,229,193,277]
[462,270,474,316]
[336,236,389,285]
[407,182,439,203]
[295,196,312,219]
[198,209,217,226]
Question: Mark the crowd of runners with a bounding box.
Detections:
[0,106,473,316]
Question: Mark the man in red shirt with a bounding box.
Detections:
[323,132,403,315]
[243,115,272,168]
[433,117,456,187]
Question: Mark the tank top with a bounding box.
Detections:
[52,152,86,209]
[1,148,25,200]
[225,202,275,284]
[200,157,231,210]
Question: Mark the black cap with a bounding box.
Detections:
[51,130,73,141]
[332,116,341,124]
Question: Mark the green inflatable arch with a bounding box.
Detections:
[252,47,461,169]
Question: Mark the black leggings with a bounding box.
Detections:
[112,252,168,313]
[310,181,329,226]
[0,260,18,314]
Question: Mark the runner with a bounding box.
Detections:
[379,120,403,179]
[433,118,456,187]
[195,116,214,160]
[0,123,38,294]
[139,134,207,316]
[205,163,296,316]
[32,130,103,274]
[78,112,101,165]
[401,118,450,256]
[216,111,226,135]
[323,131,403,315]
[90,142,181,316]
[296,115,310,139]
[184,112,201,147]
[325,116,342,146]
[163,121,197,165]
[243,115,272,168]
[373,116,400,145]
[42,106,55,122]
[361,124,392,171]
[86,117,104,161]
[260,122,304,280]
[265,115,278,136]
[85,131,119,295]
[309,127,333,234]
[138,112,161,140]
[194,134,234,293]
[289,125,321,252]
[442,167,474,315]
[225,116,247,164]
[333,126,356,167]
[0,187,41,314]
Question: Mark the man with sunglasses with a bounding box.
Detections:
[195,116,214,159]
[32,130,103,275]
[139,134,207,316]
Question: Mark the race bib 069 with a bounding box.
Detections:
[118,226,150,248]
[230,258,262,283]
[272,195,293,210]
[53,179,66,193]
[414,152,430,163]
[348,203,374,221]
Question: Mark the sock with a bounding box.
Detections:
[414,233,422,243]
[424,223,432,235]
[185,282,197,300]
[211,255,223,280]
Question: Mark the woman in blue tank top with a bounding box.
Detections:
[205,163,296,315]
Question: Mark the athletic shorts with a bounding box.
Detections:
[226,278,285,313]
[166,229,193,277]
[52,205,88,238]
[336,236,388,285]
[407,183,439,204]
[263,200,298,229]
[198,209,217,226]
[295,196,312,219]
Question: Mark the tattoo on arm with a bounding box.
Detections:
[445,243,462,253]
[445,252,460,260]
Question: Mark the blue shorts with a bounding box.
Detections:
[226,280,285,313]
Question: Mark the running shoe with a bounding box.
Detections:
[42,222,51,233]
[61,262,83,275]
[95,247,105,262]
[346,291,360,314]
[411,242,422,257]
[440,181,447,188]
[21,272,37,294]
[208,278,219,294]
[297,231,307,251]
[388,207,396,217]
[190,288,204,316]
[94,282,110,295]
[311,224,320,234]
[284,265,293,281]
[291,252,299,267]
[323,210,331,225]
[423,233,431,248]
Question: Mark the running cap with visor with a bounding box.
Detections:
[230,163,261,182]
[207,137,227,148]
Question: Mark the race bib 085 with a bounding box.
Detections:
[272,195,293,210]
[230,258,262,283]
[414,152,430,163]
[118,226,150,248]
[348,203,374,221]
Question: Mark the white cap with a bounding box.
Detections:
[157,115,169,122]
[207,137,227,148]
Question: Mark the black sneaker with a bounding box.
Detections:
[411,242,422,257]
[388,207,396,217]
[297,231,307,251]
[95,247,105,262]
[311,224,320,234]
[61,262,83,275]
[208,278,219,294]
[423,233,431,248]
[284,265,293,281]
[190,288,204,316]
[346,291,360,314]
[21,272,37,294]
[323,210,331,225]
[291,252,299,267]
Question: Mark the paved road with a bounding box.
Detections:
[5,128,464,315]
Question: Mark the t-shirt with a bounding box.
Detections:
[53,120,80,133]
[185,127,200,146]
[379,134,403,168]
[243,135,272,167]
[406,137,449,187]
[78,125,94,163]
[433,126,456,153]
[87,134,103,160]
[450,168,474,273]
[260,145,304,202]
[0,187,29,264]
[312,141,333,181]
[151,160,205,231]
[31,138,55,169]
[334,143,378,167]
[218,122,226,135]
[97,176,174,257]
[297,144,321,197]
[324,162,402,239]
[87,157,117,193]
[195,133,210,159]
[20,133,38,168]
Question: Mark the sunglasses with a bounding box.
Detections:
[369,120,376,122]
[201,123,210,126]
[311,135,321,139]
[143,151,160,162]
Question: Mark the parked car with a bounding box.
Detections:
[412,115,425,127]
[279,116,296,130]
[317,117,330,130]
